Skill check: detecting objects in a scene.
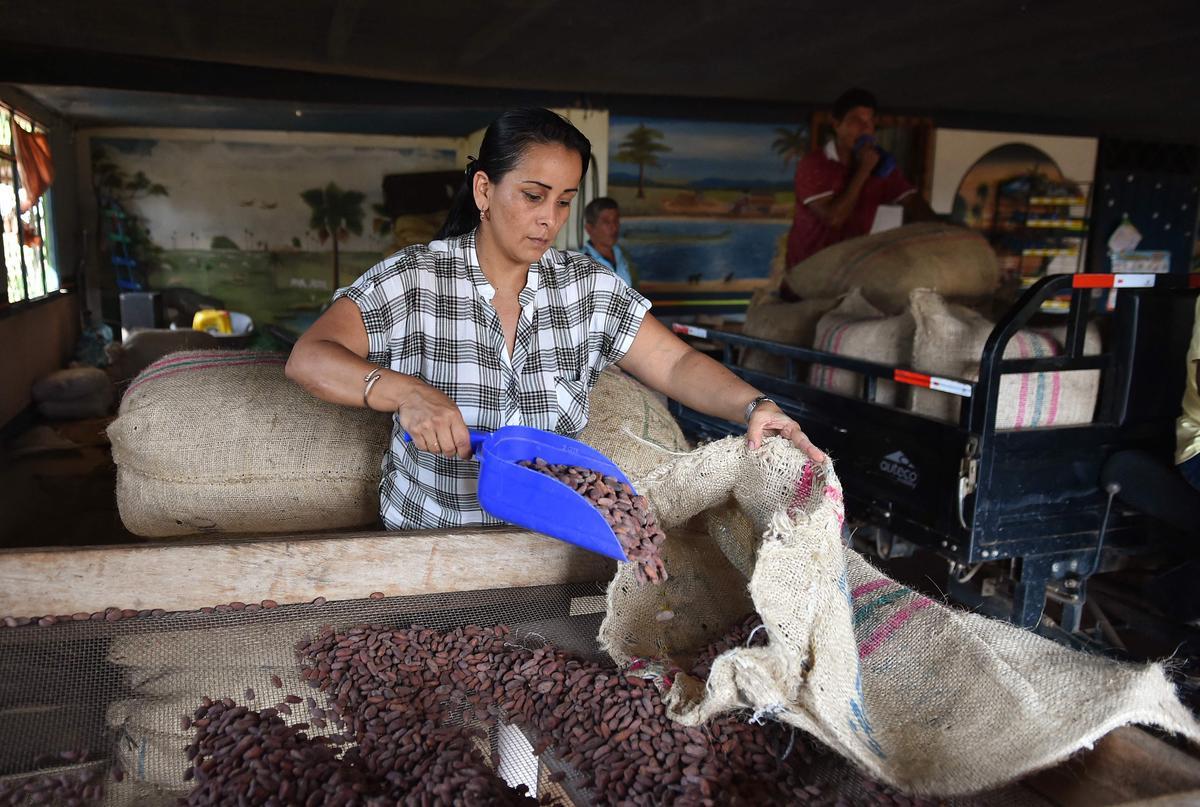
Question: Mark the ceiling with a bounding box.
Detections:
[2,0,1199,140]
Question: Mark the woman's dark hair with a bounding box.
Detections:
[436,108,592,240]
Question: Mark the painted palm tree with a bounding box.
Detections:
[772,126,809,169]
[615,124,671,199]
[300,183,366,290]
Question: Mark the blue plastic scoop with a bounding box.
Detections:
[403,425,631,561]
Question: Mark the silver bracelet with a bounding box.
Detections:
[744,394,774,423]
[363,368,383,408]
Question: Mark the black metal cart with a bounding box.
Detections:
[669,273,1199,635]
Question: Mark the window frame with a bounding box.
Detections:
[0,101,61,317]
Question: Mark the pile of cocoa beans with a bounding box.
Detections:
[180,697,531,806]
[0,761,106,805]
[517,459,668,584]
[176,616,945,806]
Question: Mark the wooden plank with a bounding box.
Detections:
[0,527,615,617]
[1024,726,1200,806]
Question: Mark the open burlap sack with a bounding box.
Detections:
[739,297,840,377]
[786,222,1000,314]
[600,436,1200,795]
[909,289,1101,428]
[808,289,913,407]
[108,351,394,537]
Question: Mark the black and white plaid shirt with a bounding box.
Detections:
[334,230,651,530]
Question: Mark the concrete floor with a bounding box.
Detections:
[0,416,139,549]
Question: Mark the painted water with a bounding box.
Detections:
[619,218,788,283]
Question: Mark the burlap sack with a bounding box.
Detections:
[106,328,220,384]
[106,621,331,788]
[108,351,393,537]
[747,232,792,309]
[739,297,839,377]
[785,223,1000,314]
[31,366,111,402]
[909,289,1101,429]
[578,366,689,480]
[808,289,913,407]
[108,351,682,537]
[600,437,1200,795]
[37,388,114,420]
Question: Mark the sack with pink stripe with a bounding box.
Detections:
[909,288,1101,429]
[108,350,393,537]
[600,437,1199,795]
[808,289,914,407]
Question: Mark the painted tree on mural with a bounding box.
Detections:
[771,126,809,168]
[300,183,366,290]
[615,124,671,199]
[91,146,169,279]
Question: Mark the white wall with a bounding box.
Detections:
[80,127,463,253]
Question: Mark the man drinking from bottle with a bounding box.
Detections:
[784,87,936,268]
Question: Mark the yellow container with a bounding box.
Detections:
[193,309,233,335]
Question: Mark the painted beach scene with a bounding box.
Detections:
[607,116,803,311]
[90,135,457,332]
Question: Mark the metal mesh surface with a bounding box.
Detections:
[0,583,609,806]
[0,582,1047,806]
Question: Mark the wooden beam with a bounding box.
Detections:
[0,527,615,617]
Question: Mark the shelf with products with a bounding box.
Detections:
[988,175,1093,317]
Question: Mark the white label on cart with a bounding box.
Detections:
[1112,274,1157,288]
[928,377,973,397]
[678,325,708,338]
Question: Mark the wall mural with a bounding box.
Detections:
[930,130,1098,291]
[90,134,458,331]
[607,117,803,315]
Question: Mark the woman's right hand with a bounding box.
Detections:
[393,378,475,460]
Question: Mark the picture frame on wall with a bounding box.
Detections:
[929,128,1099,288]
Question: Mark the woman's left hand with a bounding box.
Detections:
[747,402,827,463]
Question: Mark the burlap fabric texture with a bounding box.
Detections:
[808,289,914,407]
[909,289,1101,428]
[109,352,686,537]
[740,297,839,377]
[108,351,393,537]
[106,620,324,788]
[578,365,690,480]
[785,222,1000,314]
[600,436,1200,795]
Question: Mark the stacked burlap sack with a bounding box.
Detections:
[600,436,1200,796]
[31,366,113,420]
[740,223,1100,426]
[108,352,688,537]
[741,222,1000,377]
[798,287,1102,425]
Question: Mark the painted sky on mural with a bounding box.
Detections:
[91,135,458,252]
[609,117,803,189]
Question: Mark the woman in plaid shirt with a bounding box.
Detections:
[287,108,824,530]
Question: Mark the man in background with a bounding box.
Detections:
[582,197,636,288]
[785,87,935,268]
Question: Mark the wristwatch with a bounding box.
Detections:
[744,394,775,423]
